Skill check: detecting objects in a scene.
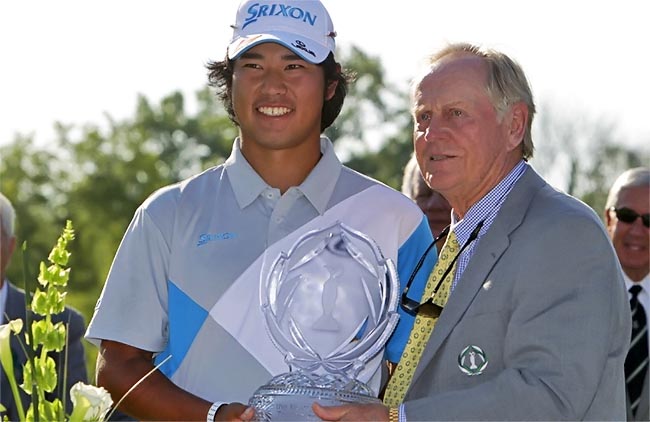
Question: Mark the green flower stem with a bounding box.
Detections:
[21,241,38,422]
[68,394,91,422]
[5,355,26,422]
[2,221,100,422]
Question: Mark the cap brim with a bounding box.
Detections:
[227,32,330,64]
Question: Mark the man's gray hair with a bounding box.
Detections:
[0,192,15,237]
[422,42,536,160]
[605,167,650,210]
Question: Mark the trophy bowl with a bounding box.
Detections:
[249,372,381,421]
[249,221,399,421]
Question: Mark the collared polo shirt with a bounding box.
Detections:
[86,136,434,403]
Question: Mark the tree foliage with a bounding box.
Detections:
[530,102,649,211]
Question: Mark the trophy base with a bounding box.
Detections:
[249,374,380,421]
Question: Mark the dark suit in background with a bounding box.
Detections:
[603,167,650,421]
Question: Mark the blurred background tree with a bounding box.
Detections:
[1,44,648,378]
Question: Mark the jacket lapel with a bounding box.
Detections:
[5,282,28,322]
[409,168,546,386]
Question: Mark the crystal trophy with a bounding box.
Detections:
[249,221,400,421]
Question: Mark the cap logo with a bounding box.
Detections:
[291,39,316,57]
[242,3,318,30]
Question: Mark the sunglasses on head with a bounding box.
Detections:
[610,207,650,228]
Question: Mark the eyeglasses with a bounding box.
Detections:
[401,220,484,318]
[610,207,650,228]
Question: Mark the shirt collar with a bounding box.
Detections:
[224,136,341,214]
[624,271,650,291]
[451,160,528,244]
[0,279,8,322]
[224,138,268,209]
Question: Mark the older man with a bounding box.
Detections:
[604,167,650,420]
[314,43,629,421]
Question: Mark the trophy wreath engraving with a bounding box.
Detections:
[249,221,400,421]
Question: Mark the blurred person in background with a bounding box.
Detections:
[401,153,452,252]
[604,167,650,421]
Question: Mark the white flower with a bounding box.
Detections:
[0,319,24,380]
[0,319,26,421]
[69,382,113,422]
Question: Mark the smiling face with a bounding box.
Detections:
[412,53,527,216]
[606,185,650,281]
[231,42,336,162]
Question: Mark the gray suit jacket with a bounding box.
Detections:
[403,168,630,420]
[0,282,88,421]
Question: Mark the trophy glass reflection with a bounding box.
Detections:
[249,221,400,421]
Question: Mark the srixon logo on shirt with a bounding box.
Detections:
[197,232,237,247]
[242,3,318,30]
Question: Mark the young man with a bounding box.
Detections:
[314,43,629,421]
[85,1,434,420]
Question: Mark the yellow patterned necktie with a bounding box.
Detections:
[383,231,460,407]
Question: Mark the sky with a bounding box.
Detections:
[1,0,649,154]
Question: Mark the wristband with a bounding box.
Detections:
[388,406,399,422]
[207,401,223,422]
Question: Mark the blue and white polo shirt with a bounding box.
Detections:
[86,136,434,403]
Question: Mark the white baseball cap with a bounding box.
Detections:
[227,0,336,64]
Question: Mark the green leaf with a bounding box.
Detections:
[36,261,48,287]
[23,356,58,393]
[38,398,63,422]
[46,288,67,314]
[48,264,70,287]
[63,220,75,242]
[30,290,49,315]
[46,322,66,352]
[31,288,66,316]
[31,319,52,346]
[37,262,70,288]
[48,246,71,267]
[31,320,66,351]
[20,361,33,394]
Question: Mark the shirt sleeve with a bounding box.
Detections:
[85,202,172,352]
[385,214,436,363]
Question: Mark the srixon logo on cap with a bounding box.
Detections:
[242,3,318,30]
